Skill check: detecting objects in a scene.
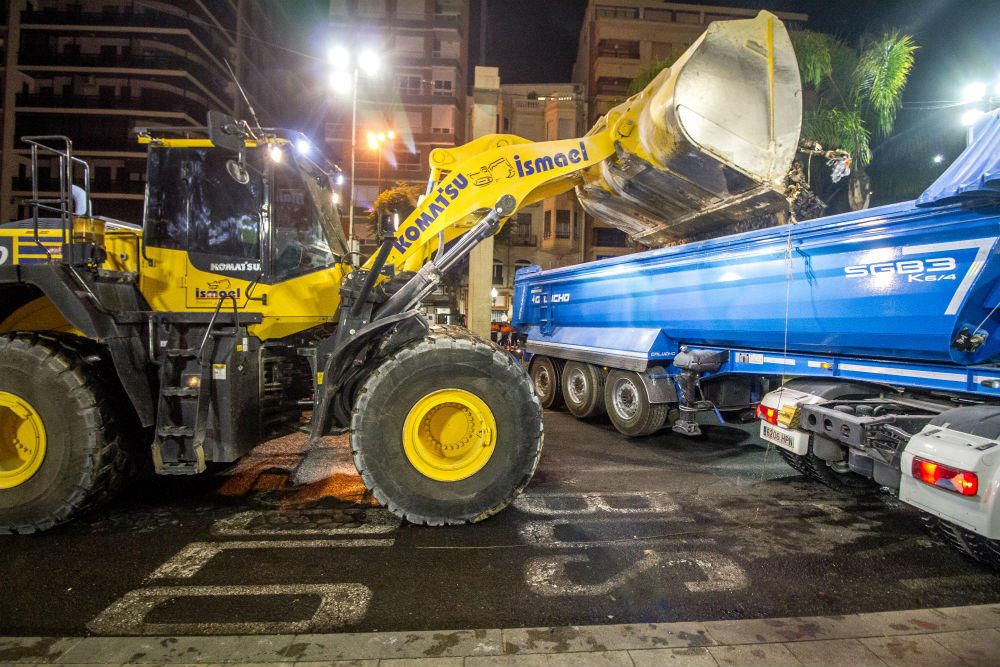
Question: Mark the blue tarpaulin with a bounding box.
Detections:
[916,109,1000,207]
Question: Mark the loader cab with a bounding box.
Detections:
[140,137,348,288]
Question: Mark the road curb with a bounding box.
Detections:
[1,603,998,665]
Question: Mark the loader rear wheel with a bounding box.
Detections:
[351,326,543,525]
[0,334,126,533]
[530,356,564,409]
[605,370,669,437]
[562,361,605,418]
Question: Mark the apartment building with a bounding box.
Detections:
[573,0,807,125]
[327,0,470,255]
[0,0,299,224]
[489,81,637,322]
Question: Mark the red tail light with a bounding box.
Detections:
[912,457,978,496]
[756,404,778,425]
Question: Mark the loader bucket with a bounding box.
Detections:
[578,11,802,246]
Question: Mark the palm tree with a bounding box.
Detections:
[367,182,421,243]
[792,29,917,166]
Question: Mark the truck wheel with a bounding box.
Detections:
[530,356,564,409]
[561,361,605,418]
[0,334,127,533]
[921,514,1000,569]
[776,448,872,496]
[605,370,669,436]
[351,326,543,525]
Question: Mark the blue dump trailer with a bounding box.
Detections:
[512,112,1000,566]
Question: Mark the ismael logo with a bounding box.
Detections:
[195,279,241,301]
[513,142,589,176]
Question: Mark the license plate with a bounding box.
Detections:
[761,423,794,448]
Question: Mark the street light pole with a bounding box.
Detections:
[348,65,359,249]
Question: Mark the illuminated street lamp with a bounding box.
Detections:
[366,128,395,192]
[328,45,381,254]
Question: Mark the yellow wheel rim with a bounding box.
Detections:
[0,391,47,489]
[402,388,497,482]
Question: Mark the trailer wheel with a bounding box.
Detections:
[530,356,564,409]
[0,334,127,534]
[776,448,872,495]
[351,326,543,525]
[604,370,669,436]
[561,361,605,418]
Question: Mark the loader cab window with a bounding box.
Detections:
[270,154,338,281]
[144,147,262,263]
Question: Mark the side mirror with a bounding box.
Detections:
[207,110,247,153]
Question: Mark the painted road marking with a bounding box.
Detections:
[213,509,401,536]
[87,584,372,635]
[514,492,679,515]
[519,518,696,548]
[149,539,394,579]
[525,551,747,596]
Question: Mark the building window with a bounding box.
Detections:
[675,10,701,24]
[594,227,628,247]
[595,5,638,19]
[543,210,552,239]
[644,8,673,22]
[595,77,630,96]
[398,75,423,95]
[492,260,504,285]
[555,210,571,239]
[651,42,675,62]
[433,79,453,95]
[511,213,535,246]
[597,39,640,59]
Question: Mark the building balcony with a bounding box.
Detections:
[508,233,537,247]
[329,12,464,36]
[15,92,209,120]
[12,176,146,195]
[20,7,234,54]
[18,50,230,95]
[540,233,577,255]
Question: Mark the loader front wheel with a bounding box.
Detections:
[351,326,543,525]
[0,335,126,533]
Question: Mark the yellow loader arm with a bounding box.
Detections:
[364,132,615,275]
[366,9,800,276]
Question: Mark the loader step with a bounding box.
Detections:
[156,425,194,438]
[162,386,199,398]
[155,461,204,475]
[165,348,198,358]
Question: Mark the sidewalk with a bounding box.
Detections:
[2,603,997,666]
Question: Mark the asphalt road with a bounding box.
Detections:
[2,410,999,637]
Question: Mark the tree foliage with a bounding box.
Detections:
[367,182,422,242]
[790,29,917,164]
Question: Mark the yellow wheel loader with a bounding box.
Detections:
[0,11,800,532]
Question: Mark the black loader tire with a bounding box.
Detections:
[604,370,669,437]
[777,447,873,496]
[530,356,564,409]
[561,361,606,418]
[350,326,543,525]
[0,334,127,533]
